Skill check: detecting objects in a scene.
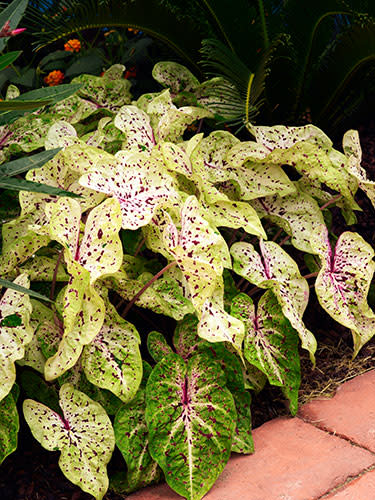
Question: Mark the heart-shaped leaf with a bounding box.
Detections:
[145,352,236,500]
[152,61,199,96]
[0,274,34,401]
[147,331,173,363]
[231,240,316,362]
[114,105,155,152]
[231,291,301,415]
[0,391,19,465]
[23,383,115,500]
[310,224,375,356]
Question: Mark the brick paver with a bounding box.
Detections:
[324,468,375,499]
[129,416,375,500]
[299,370,375,452]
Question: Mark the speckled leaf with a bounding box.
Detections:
[252,191,324,253]
[114,386,161,494]
[158,105,213,143]
[231,292,300,415]
[0,391,19,464]
[0,274,34,401]
[230,389,253,454]
[23,383,115,500]
[248,124,332,150]
[173,315,201,361]
[145,352,236,500]
[14,255,69,282]
[147,331,173,363]
[114,105,155,153]
[79,151,180,230]
[159,142,193,177]
[343,129,375,210]
[44,120,79,149]
[47,94,97,124]
[163,196,231,314]
[310,225,375,356]
[152,61,199,96]
[81,298,142,403]
[231,240,316,362]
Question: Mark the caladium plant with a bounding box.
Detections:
[1,60,375,500]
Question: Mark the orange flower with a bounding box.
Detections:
[127,27,139,35]
[64,39,81,52]
[44,70,64,86]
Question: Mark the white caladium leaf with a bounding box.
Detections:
[343,129,375,210]
[310,224,375,356]
[23,383,115,500]
[251,191,324,253]
[231,291,301,415]
[163,196,231,314]
[203,198,266,238]
[190,130,240,184]
[114,380,161,494]
[114,105,155,153]
[81,298,142,403]
[158,105,213,143]
[0,213,50,275]
[79,150,180,230]
[248,123,333,150]
[145,352,236,500]
[147,330,173,363]
[0,274,34,401]
[231,240,316,362]
[152,61,200,96]
[198,279,245,352]
[159,141,193,177]
[44,120,80,150]
[0,391,19,465]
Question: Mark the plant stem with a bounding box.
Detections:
[303,271,318,279]
[122,261,177,318]
[272,227,283,241]
[50,249,64,301]
[134,236,146,257]
[320,194,342,211]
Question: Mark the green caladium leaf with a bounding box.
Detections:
[0,391,19,465]
[23,383,115,500]
[113,385,162,494]
[230,388,253,454]
[81,298,142,403]
[152,61,200,96]
[159,141,193,177]
[0,213,50,275]
[79,150,180,230]
[251,191,324,253]
[145,352,236,500]
[114,105,155,153]
[231,240,316,362]
[310,224,375,356]
[231,292,301,415]
[163,195,231,315]
[248,123,333,149]
[7,255,69,283]
[83,117,125,153]
[72,66,132,111]
[19,370,60,414]
[0,274,34,401]
[147,331,173,363]
[105,270,194,320]
[173,314,201,361]
[47,94,98,124]
[343,129,375,210]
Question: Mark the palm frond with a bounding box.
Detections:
[25,0,203,73]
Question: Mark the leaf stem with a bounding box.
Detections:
[320,194,342,211]
[303,271,318,279]
[50,249,64,301]
[122,261,177,318]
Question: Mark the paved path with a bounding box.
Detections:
[129,369,375,500]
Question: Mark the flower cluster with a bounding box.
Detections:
[44,70,64,86]
[64,39,81,52]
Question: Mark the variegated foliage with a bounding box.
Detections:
[1,60,374,500]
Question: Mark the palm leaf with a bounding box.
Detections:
[25,0,203,74]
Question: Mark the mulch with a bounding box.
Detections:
[1,121,375,499]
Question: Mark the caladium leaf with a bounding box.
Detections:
[231,292,301,415]
[231,240,316,362]
[114,105,155,153]
[81,298,142,403]
[248,123,333,150]
[159,141,193,177]
[23,383,115,500]
[147,331,173,363]
[47,94,98,124]
[11,255,69,282]
[310,224,375,356]
[343,129,375,210]
[152,61,200,96]
[230,388,253,454]
[44,120,80,149]
[0,391,19,465]
[251,191,324,253]
[0,274,34,401]
[79,150,180,230]
[145,352,236,500]
[163,195,231,314]
[173,314,201,361]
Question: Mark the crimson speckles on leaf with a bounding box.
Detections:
[0,391,19,465]
[311,224,375,356]
[231,240,317,363]
[152,61,200,97]
[114,105,155,153]
[145,352,236,500]
[0,274,33,402]
[23,383,115,500]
